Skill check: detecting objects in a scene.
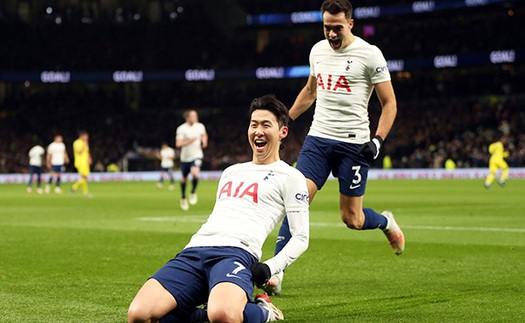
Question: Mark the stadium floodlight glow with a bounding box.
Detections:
[185,69,215,81]
[113,71,143,82]
[490,50,515,64]
[41,71,71,83]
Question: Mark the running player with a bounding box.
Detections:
[71,130,93,197]
[265,0,405,295]
[484,135,510,188]
[156,142,176,190]
[175,109,208,210]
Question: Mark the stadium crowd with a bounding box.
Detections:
[1,0,524,173]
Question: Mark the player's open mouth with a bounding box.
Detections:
[254,139,267,148]
[329,39,341,49]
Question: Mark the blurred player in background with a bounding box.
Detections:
[157,142,176,190]
[484,135,510,188]
[71,130,93,197]
[176,109,208,211]
[45,134,70,194]
[128,94,309,323]
[27,139,45,194]
[265,0,404,295]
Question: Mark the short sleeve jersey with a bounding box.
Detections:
[73,139,89,167]
[28,145,45,166]
[176,122,206,162]
[185,160,309,273]
[489,141,507,162]
[47,142,67,166]
[308,37,391,144]
[160,147,175,168]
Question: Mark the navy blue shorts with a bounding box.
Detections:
[151,247,257,313]
[296,135,369,196]
[161,167,173,173]
[29,165,42,175]
[50,165,64,173]
[180,159,202,177]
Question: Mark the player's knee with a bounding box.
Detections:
[207,307,242,323]
[127,305,156,323]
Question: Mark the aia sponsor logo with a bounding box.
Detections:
[316,73,351,92]
[218,181,258,203]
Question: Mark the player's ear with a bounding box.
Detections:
[280,125,288,139]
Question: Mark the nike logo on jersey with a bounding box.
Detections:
[349,184,361,189]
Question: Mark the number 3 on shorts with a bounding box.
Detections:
[351,165,362,187]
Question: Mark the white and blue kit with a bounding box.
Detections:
[152,160,309,317]
[299,36,391,196]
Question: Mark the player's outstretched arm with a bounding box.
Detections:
[289,75,317,121]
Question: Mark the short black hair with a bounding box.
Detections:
[249,94,289,128]
[321,0,353,20]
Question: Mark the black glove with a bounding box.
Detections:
[250,262,271,286]
[358,135,383,163]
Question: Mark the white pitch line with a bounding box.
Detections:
[137,217,525,233]
[309,222,525,233]
[137,216,206,222]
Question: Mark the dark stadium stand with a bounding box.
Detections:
[0,0,524,173]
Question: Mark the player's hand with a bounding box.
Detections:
[250,262,271,286]
[358,135,383,163]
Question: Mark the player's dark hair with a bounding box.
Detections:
[321,0,353,20]
[183,109,196,119]
[249,94,289,128]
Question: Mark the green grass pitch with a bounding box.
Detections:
[1,179,524,322]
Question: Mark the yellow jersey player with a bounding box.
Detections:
[484,136,509,188]
[71,130,93,197]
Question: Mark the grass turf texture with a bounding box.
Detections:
[1,179,524,322]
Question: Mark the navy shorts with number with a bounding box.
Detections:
[296,135,369,196]
[151,246,257,313]
[180,159,202,177]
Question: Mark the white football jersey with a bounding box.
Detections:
[176,122,206,162]
[160,146,175,168]
[47,142,67,165]
[28,145,45,166]
[185,160,309,275]
[308,37,391,144]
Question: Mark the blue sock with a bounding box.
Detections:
[362,208,388,230]
[243,302,268,323]
[274,216,291,256]
[192,178,199,193]
[180,182,187,198]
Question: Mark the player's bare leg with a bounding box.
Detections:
[128,279,177,323]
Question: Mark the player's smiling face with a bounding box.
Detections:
[248,109,288,165]
[322,11,354,51]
